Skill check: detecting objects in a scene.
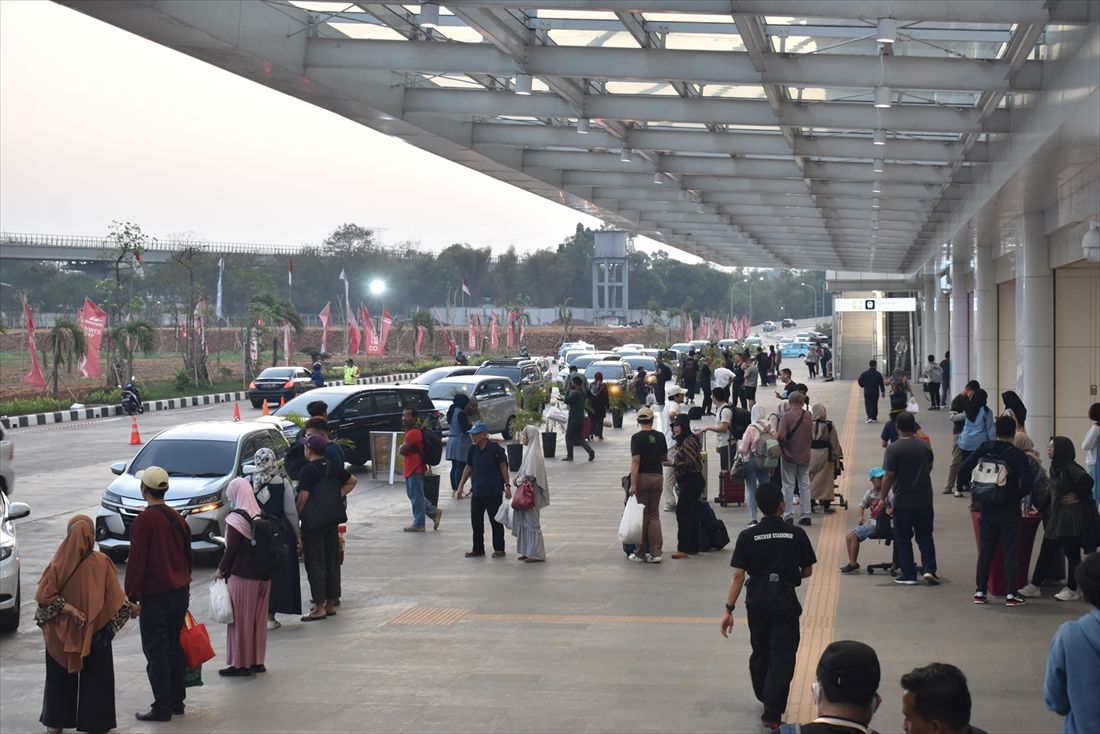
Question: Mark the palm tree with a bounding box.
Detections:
[106,320,156,384]
[249,294,304,367]
[407,310,436,355]
[43,319,87,399]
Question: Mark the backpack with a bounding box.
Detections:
[971,455,1010,504]
[1028,457,1051,513]
[418,426,443,466]
[729,406,752,441]
[232,509,289,580]
[283,439,307,481]
[754,428,782,469]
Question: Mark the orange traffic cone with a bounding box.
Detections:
[129,417,142,445]
[232,402,241,421]
[261,400,270,416]
[279,395,286,407]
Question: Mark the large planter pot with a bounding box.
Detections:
[507,442,523,472]
[541,431,557,458]
[422,474,441,508]
[611,409,624,428]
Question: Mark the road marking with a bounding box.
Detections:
[389,607,745,627]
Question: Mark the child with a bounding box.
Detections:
[839,467,891,574]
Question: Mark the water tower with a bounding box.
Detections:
[592,230,629,324]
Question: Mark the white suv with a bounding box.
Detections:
[0,426,14,496]
[0,491,30,632]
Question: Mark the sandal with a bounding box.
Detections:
[300,613,327,622]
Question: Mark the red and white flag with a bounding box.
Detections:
[133,250,145,279]
[414,326,426,357]
[684,312,694,341]
[76,297,107,378]
[318,302,332,352]
[283,320,291,366]
[461,281,471,297]
[519,313,526,342]
[22,301,46,388]
[489,312,499,350]
[379,306,393,353]
[467,315,476,350]
[346,303,361,355]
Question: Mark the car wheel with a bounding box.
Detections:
[102,548,128,564]
[501,416,516,441]
[251,399,263,409]
[0,578,19,633]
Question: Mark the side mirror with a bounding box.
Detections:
[6,501,30,520]
[110,461,126,476]
[241,462,257,476]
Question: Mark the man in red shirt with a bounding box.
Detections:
[778,392,814,526]
[125,466,192,722]
[398,407,442,532]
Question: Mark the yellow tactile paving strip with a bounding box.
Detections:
[390,607,471,625]
[390,607,744,626]
[785,382,860,722]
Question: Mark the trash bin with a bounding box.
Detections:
[970,511,1042,596]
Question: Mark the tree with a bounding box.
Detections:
[43,319,87,400]
[97,221,151,381]
[170,247,211,385]
[249,293,305,368]
[322,223,376,257]
[105,320,156,385]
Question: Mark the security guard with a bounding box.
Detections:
[720,481,817,729]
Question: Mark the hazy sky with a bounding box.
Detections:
[0,1,690,260]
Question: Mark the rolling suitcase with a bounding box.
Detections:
[716,470,745,507]
[697,500,731,551]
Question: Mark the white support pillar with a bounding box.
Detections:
[950,237,972,392]
[934,288,950,364]
[922,274,937,368]
[974,236,997,394]
[1016,211,1054,444]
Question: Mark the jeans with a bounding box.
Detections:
[138,585,189,717]
[675,474,703,553]
[863,392,879,420]
[1090,464,1099,504]
[745,585,802,724]
[470,494,505,554]
[405,472,438,528]
[780,458,810,521]
[975,508,1021,594]
[941,378,950,406]
[744,458,764,522]
[302,524,341,605]
[449,461,465,494]
[892,505,937,579]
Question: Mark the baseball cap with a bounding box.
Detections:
[305,434,328,454]
[868,466,885,479]
[468,421,489,435]
[637,407,655,422]
[666,385,686,398]
[816,640,881,701]
[137,466,169,491]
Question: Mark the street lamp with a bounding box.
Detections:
[369,278,386,296]
[799,282,818,319]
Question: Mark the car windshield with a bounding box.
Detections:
[476,366,520,381]
[411,367,463,385]
[586,363,624,379]
[129,439,237,477]
[622,356,656,371]
[276,389,345,417]
[572,355,610,370]
[429,381,476,401]
[257,367,295,380]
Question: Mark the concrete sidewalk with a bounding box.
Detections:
[0,369,1074,733]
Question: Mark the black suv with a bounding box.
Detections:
[263,385,438,466]
[475,358,547,409]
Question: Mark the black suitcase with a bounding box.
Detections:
[697,500,730,551]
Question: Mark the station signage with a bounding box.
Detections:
[834,297,917,312]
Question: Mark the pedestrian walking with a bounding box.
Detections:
[588,372,610,440]
[920,355,943,409]
[880,412,939,586]
[398,407,443,532]
[124,467,191,722]
[1083,403,1100,504]
[886,369,912,416]
[563,375,595,461]
[808,403,843,515]
[445,394,473,498]
[720,483,817,730]
[699,357,713,415]
[778,392,813,526]
[628,407,668,564]
[250,448,302,629]
[857,360,886,423]
[512,424,549,562]
[742,352,759,410]
[654,353,673,406]
[216,479,272,676]
[681,349,699,402]
[805,344,820,379]
[670,414,704,559]
[36,515,131,734]
[1044,551,1100,734]
[701,386,733,473]
[456,422,512,558]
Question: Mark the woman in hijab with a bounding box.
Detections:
[512,424,550,562]
[215,478,271,677]
[737,403,775,526]
[251,448,301,630]
[669,413,704,559]
[588,372,610,441]
[36,515,130,734]
[632,366,649,405]
[445,393,473,498]
[808,403,843,514]
[958,390,996,469]
[1000,390,1037,456]
[1044,437,1099,601]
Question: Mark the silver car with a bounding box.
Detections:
[96,421,289,563]
[429,376,519,440]
[0,491,30,632]
[0,426,13,496]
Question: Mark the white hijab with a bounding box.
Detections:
[518,424,550,506]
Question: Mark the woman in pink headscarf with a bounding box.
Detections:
[214,478,271,677]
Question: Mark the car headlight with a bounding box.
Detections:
[103,491,122,504]
[0,543,13,561]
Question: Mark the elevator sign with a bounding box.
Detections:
[835,297,917,312]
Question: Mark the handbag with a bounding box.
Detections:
[730,453,747,479]
[511,477,537,511]
[906,395,920,414]
[179,610,216,668]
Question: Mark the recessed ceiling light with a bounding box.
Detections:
[874,86,892,109]
[873,129,886,146]
[876,18,898,44]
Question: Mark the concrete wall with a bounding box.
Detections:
[1053,263,1100,441]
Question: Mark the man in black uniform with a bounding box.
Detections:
[720,482,817,729]
[857,360,886,423]
[786,640,883,733]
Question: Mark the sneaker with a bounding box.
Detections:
[403,525,426,533]
[628,553,647,563]
[1018,583,1042,598]
[839,563,860,574]
[1005,594,1026,607]
[799,517,812,526]
[432,508,443,530]
[865,418,874,424]
[973,591,988,604]
[922,572,940,586]
[646,554,663,563]
[954,490,964,498]
[942,488,954,494]
[894,577,918,586]
[1054,587,1081,602]
[267,618,282,630]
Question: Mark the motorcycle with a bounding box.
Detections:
[120,382,144,415]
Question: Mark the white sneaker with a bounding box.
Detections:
[1017,583,1042,598]
[1054,587,1081,602]
[647,554,663,563]
[267,618,282,630]
[628,553,647,563]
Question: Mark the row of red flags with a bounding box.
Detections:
[684,313,752,342]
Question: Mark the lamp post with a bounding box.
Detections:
[799,282,818,319]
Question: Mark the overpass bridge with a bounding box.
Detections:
[0,232,316,263]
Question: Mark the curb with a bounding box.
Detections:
[0,372,420,430]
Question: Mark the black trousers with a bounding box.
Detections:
[591,410,606,439]
[139,585,189,717]
[746,587,802,723]
[975,509,1020,594]
[449,460,466,492]
[1031,536,1082,590]
[41,643,116,732]
[470,494,505,553]
[302,523,341,605]
[565,418,594,459]
[700,386,712,414]
[675,476,703,553]
[863,392,879,420]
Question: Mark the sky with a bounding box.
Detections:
[0,1,696,261]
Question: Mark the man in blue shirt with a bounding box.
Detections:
[456,422,512,558]
[1045,551,1100,734]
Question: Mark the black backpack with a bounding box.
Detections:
[232,509,289,580]
[418,426,443,466]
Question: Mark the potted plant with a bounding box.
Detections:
[607,383,640,428]
[508,399,548,467]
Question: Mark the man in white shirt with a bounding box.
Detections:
[713,362,735,391]
[663,385,686,511]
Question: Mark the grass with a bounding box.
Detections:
[1,378,248,417]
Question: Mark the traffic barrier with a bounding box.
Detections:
[261,401,270,416]
[233,402,241,421]
[129,417,142,445]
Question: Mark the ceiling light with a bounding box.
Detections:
[420,2,439,29]
[872,182,882,194]
[653,172,663,184]
[876,18,898,44]
[873,158,885,173]
[873,129,886,146]
[874,85,892,108]
[576,117,590,134]
[619,146,632,163]
[514,73,532,95]
[1084,220,1100,262]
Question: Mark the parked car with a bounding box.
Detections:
[96,421,289,563]
[429,376,519,439]
[247,366,316,408]
[762,320,776,332]
[0,491,30,632]
[264,385,438,465]
[0,426,13,496]
[717,339,738,352]
[557,341,595,365]
[781,318,796,328]
[620,355,657,375]
[476,358,547,408]
[558,352,618,388]
[744,336,764,348]
[408,365,478,387]
[669,342,692,356]
[781,342,811,359]
[585,361,632,393]
[689,339,711,352]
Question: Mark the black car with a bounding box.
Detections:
[781,318,797,328]
[261,385,438,466]
[248,366,316,408]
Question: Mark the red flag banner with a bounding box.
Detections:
[379,306,393,354]
[346,304,361,355]
[684,312,694,342]
[283,320,291,366]
[359,305,374,355]
[415,326,426,357]
[519,312,526,342]
[505,312,515,349]
[467,315,476,350]
[319,302,332,352]
[22,301,46,388]
[489,313,499,350]
[76,298,107,378]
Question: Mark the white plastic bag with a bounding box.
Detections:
[209,578,234,624]
[906,396,920,414]
[494,500,513,530]
[618,496,645,545]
